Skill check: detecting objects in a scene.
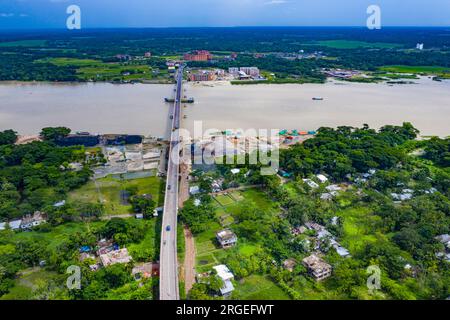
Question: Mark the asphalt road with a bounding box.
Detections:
[159,67,183,300]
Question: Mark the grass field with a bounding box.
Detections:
[234,275,291,300]
[379,65,450,78]
[194,188,279,273]
[0,40,47,47]
[68,175,164,216]
[337,206,381,253]
[127,219,161,262]
[314,40,402,49]
[0,268,63,300]
[35,57,161,81]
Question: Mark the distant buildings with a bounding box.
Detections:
[144,52,152,58]
[184,50,212,61]
[302,254,332,281]
[416,43,424,50]
[228,67,261,80]
[0,211,47,231]
[323,69,361,79]
[189,70,216,82]
[216,229,237,248]
[20,211,47,230]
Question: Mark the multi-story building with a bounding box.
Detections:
[302,254,332,281]
[183,50,212,61]
[240,67,260,78]
[188,70,216,82]
[216,229,237,248]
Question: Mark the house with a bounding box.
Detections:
[320,192,337,200]
[53,200,66,207]
[305,222,325,232]
[303,179,319,189]
[8,219,22,230]
[194,199,201,207]
[135,214,144,219]
[331,216,339,225]
[333,244,351,258]
[20,211,47,230]
[316,174,328,183]
[132,262,159,280]
[213,265,235,297]
[189,186,200,195]
[96,239,116,256]
[100,248,132,267]
[291,226,307,236]
[230,168,240,175]
[283,258,297,272]
[391,191,413,201]
[325,185,341,192]
[302,254,332,281]
[79,252,96,262]
[216,229,238,248]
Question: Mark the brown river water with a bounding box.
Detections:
[0,77,449,138]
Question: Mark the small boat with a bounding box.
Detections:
[312,97,324,101]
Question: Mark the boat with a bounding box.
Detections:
[312,97,324,101]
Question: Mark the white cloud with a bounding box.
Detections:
[264,0,288,5]
[0,13,15,18]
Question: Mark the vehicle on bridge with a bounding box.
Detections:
[166,225,171,232]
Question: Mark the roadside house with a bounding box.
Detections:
[216,229,238,248]
[213,265,235,297]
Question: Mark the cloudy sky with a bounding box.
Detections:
[1,0,449,28]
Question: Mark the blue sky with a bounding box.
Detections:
[1,0,449,28]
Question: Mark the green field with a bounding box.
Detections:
[234,275,291,300]
[379,65,450,78]
[337,206,381,253]
[35,57,160,81]
[315,40,402,49]
[0,268,64,300]
[68,175,164,215]
[194,188,280,273]
[0,40,47,47]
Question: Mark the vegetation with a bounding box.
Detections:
[186,123,449,300]
[1,27,450,82]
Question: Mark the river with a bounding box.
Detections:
[0,77,449,138]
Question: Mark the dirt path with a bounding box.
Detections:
[183,226,196,295]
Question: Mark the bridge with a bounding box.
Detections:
[159,66,184,300]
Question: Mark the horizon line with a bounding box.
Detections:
[1,25,449,31]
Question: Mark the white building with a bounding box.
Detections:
[189,186,200,195]
[8,219,22,230]
[316,174,328,183]
[216,230,237,248]
[213,265,235,296]
[303,179,319,189]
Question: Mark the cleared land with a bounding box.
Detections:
[68,175,164,216]
[314,40,402,49]
[379,65,450,78]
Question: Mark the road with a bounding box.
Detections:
[159,66,183,300]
